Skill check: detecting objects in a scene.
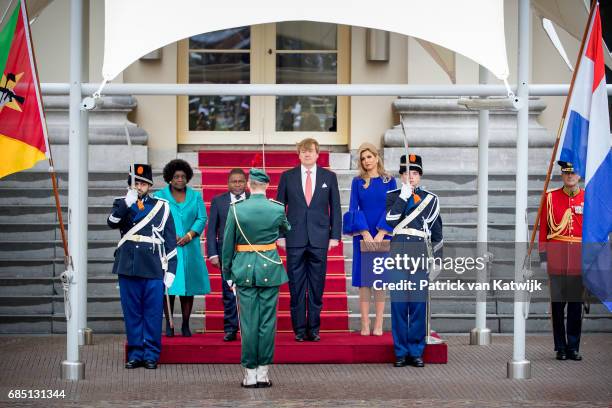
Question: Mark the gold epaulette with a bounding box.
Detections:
[268,198,284,206]
[546,191,572,240]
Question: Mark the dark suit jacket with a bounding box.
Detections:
[276,165,341,248]
[206,191,250,259]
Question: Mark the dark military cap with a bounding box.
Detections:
[127,163,153,185]
[399,154,423,175]
[557,160,575,174]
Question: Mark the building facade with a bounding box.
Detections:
[28,0,603,169]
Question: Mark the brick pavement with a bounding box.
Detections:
[0,334,610,407]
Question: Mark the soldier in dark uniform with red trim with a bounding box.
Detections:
[107,164,178,369]
[386,154,443,368]
[538,161,584,361]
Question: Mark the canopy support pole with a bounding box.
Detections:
[508,0,531,380]
[61,0,87,381]
[470,65,492,346]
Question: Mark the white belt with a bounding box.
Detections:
[394,228,427,238]
[125,235,162,244]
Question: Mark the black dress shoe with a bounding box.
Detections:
[567,351,582,361]
[393,357,408,367]
[257,380,272,388]
[165,326,174,337]
[144,360,158,369]
[125,360,144,369]
[307,334,321,342]
[556,351,567,360]
[410,357,425,367]
[223,332,237,342]
[295,334,305,342]
[181,324,192,337]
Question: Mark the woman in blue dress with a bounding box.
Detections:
[155,159,211,337]
[343,143,396,336]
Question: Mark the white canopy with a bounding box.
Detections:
[102,0,510,82]
[532,0,612,70]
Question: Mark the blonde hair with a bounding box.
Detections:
[296,138,320,154]
[357,143,390,188]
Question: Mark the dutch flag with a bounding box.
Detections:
[557,2,612,311]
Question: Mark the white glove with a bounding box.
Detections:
[163,272,175,288]
[125,188,138,207]
[226,280,236,294]
[399,183,413,201]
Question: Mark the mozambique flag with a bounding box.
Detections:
[0,0,48,179]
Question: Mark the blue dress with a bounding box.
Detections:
[154,186,211,296]
[343,176,397,287]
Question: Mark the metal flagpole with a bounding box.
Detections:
[470,65,492,346]
[508,0,531,380]
[62,0,86,381]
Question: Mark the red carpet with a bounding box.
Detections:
[158,333,448,364]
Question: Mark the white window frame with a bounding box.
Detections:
[177,23,350,145]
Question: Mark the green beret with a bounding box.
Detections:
[249,168,270,183]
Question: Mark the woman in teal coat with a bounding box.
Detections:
[155,159,211,337]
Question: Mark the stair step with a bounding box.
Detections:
[204,311,348,331]
[198,150,330,168]
[207,274,347,293]
[204,292,348,312]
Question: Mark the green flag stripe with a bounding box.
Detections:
[0,1,21,79]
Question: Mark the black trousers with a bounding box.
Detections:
[286,245,328,336]
[549,275,584,352]
[220,262,239,334]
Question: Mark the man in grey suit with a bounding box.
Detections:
[276,138,342,342]
[207,168,250,341]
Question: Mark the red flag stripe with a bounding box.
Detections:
[584,5,605,93]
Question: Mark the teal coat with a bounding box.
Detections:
[155,186,211,296]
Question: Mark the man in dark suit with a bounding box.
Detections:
[206,168,250,341]
[276,138,342,342]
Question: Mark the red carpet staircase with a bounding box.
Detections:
[157,150,447,364]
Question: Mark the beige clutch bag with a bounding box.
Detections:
[359,240,391,253]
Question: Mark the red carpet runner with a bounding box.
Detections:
[155,149,447,364]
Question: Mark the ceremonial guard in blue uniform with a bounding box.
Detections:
[385,154,443,368]
[107,164,178,369]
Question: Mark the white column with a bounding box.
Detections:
[508,0,531,380]
[61,0,86,381]
[78,107,91,345]
[470,65,492,345]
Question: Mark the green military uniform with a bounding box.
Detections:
[221,170,290,372]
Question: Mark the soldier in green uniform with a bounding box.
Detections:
[222,168,291,388]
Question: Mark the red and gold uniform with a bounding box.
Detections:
[538,186,584,276]
[538,160,585,359]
